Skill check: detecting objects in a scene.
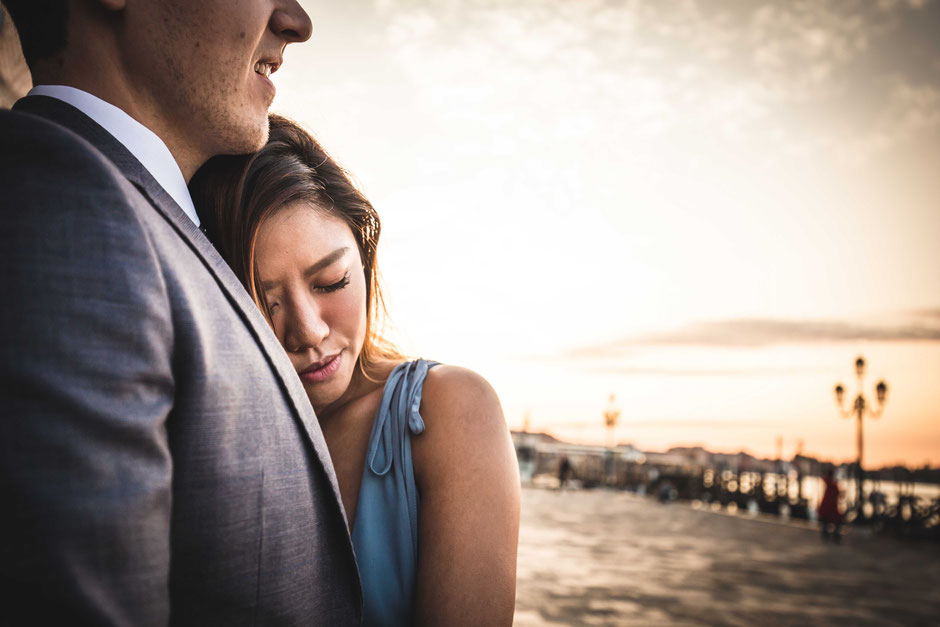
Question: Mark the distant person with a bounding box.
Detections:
[0,1,360,623]
[658,480,677,503]
[818,468,843,543]
[190,115,521,625]
[558,455,573,489]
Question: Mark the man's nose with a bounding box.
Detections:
[271,1,314,44]
[284,297,328,352]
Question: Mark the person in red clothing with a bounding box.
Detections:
[818,467,843,543]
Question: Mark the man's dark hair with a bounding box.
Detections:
[2,1,69,67]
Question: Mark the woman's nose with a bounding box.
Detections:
[283,296,328,352]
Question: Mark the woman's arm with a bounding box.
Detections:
[412,365,521,626]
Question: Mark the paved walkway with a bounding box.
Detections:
[515,487,940,626]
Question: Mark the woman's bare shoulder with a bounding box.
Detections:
[420,364,505,438]
[414,363,512,485]
[411,362,520,624]
[421,364,501,415]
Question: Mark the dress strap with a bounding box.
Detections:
[366,359,438,476]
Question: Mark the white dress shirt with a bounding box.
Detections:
[26,85,200,227]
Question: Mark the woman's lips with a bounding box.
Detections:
[299,353,342,384]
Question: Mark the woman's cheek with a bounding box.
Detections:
[329,285,366,336]
[348,280,369,343]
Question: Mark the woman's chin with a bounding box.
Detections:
[306,386,340,413]
[299,354,361,415]
[304,373,355,415]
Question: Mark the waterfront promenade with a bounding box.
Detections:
[515,487,940,625]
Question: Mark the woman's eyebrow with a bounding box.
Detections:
[303,247,349,279]
[261,247,349,291]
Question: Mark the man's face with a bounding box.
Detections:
[122,0,312,163]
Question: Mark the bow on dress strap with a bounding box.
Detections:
[366,360,432,476]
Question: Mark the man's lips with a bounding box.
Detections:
[299,353,342,384]
[253,59,281,77]
[253,58,282,99]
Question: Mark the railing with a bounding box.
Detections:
[515,442,940,540]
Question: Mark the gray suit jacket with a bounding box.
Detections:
[0,96,361,625]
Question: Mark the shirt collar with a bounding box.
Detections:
[27,85,200,227]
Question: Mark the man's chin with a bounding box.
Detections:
[215,117,271,157]
[255,117,271,150]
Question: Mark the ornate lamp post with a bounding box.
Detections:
[834,356,888,508]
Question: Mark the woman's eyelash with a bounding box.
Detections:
[317,274,350,293]
[265,273,349,309]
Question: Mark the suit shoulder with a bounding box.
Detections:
[0,107,151,248]
[0,107,130,196]
[0,108,157,269]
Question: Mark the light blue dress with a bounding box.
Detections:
[351,359,439,626]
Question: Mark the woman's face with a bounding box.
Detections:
[255,201,368,412]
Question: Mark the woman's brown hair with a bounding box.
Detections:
[190,114,401,379]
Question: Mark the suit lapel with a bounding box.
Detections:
[12,96,346,512]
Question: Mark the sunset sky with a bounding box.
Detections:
[271,0,940,466]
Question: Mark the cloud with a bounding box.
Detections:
[371,0,940,166]
[570,316,940,356]
[747,2,870,93]
[581,365,814,377]
[877,0,932,10]
[840,81,940,164]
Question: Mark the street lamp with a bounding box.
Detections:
[834,356,888,508]
[603,394,621,486]
[604,394,621,450]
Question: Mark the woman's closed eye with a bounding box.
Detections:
[316,272,350,293]
[263,271,349,311]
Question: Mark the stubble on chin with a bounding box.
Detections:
[253,116,271,151]
[203,82,263,150]
[156,2,272,159]
[172,45,272,159]
[202,89,272,158]
[156,65,269,164]
[220,119,269,156]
